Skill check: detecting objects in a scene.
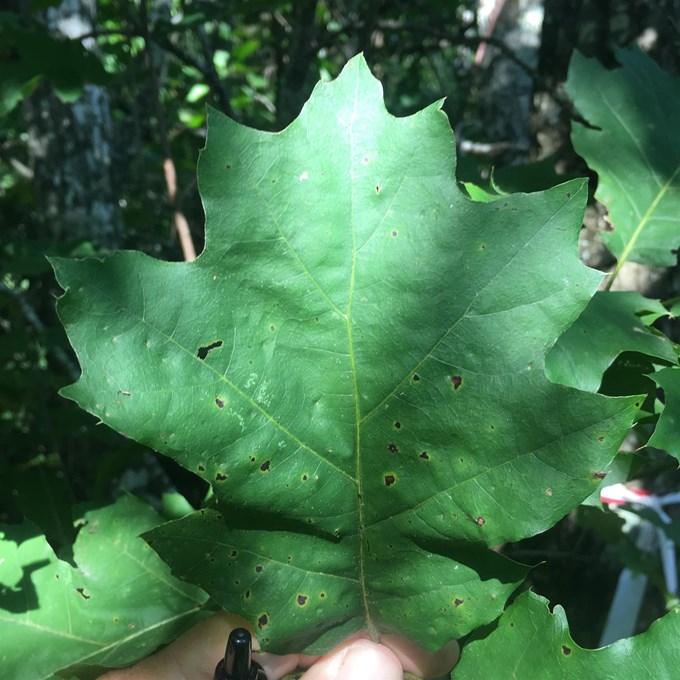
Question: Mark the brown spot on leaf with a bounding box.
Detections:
[215,398,225,408]
[475,516,486,527]
[255,565,263,573]
[450,375,462,390]
[561,645,572,656]
[419,451,429,460]
[393,421,401,430]
[260,460,271,472]
[453,598,464,607]
[412,373,420,382]
[384,474,396,487]
[297,594,308,606]
[592,471,607,480]
[258,614,269,628]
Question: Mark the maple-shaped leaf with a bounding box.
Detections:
[52,56,638,653]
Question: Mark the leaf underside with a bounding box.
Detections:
[567,49,680,268]
[0,496,207,679]
[53,56,638,653]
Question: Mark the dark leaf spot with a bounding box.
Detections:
[393,421,401,430]
[118,390,131,397]
[450,375,462,390]
[384,474,396,487]
[302,474,308,481]
[419,451,429,460]
[375,184,381,193]
[229,549,238,557]
[260,460,271,472]
[475,516,486,527]
[76,587,91,600]
[566,192,572,198]
[297,594,308,606]
[320,592,326,598]
[225,163,232,170]
[197,340,223,360]
[412,373,420,382]
[453,598,464,607]
[258,614,269,628]
[250,456,256,462]
[244,590,251,599]
[562,645,572,656]
[391,230,398,237]
[255,565,263,573]
[388,443,399,454]
[215,472,228,481]
[197,464,206,473]
[597,436,605,442]
[215,398,225,408]
[592,471,607,480]
[269,324,276,331]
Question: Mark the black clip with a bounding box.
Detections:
[214,627,268,680]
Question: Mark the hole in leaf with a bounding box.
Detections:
[229,549,238,558]
[197,464,206,473]
[592,471,607,480]
[197,340,223,360]
[387,443,399,454]
[215,398,225,409]
[453,598,464,607]
[450,375,462,390]
[215,472,228,481]
[561,645,572,656]
[393,421,401,430]
[260,460,271,472]
[384,474,396,487]
[412,373,420,382]
[302,474,308,481]
[475,516,486,527]
[297,594,308,606]
[76,587,91,600]
[597,436,605,442]
[375,184,381,193]
[258,614,269,628]
[244,590,251,599]
[419,451,429,460]
[391,230,398,237]
[320,592,326,598]
[250,456,256,463]
[255,565,263,573]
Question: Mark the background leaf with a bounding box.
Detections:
[454,591,680,679]
[53,56,638,653]
[567,49,680,269]
[545,291,676,392]
[0,495,207,679]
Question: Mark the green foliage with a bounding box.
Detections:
[567,49,680,271]
[455,592,680,679]
[0,495,207,679]
[53,57,640,653]
[545,292,677,392]
[649,367,680,461]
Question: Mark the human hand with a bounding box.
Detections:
[98,613,459,680]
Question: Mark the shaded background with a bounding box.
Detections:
[2,0,680,649]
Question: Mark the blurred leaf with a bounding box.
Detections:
[648,367,680,461]
[186,83,210,103]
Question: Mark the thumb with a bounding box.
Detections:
[300,639,402,680]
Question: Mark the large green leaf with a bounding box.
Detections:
[0,495,207,679]
[648,366,680,461]
[567,50,680,271]
[545,291,676,392]
[455,591,680,679]
[52,56,638,653]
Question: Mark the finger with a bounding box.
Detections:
[380,634,460,679]
[299,639,402,680]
